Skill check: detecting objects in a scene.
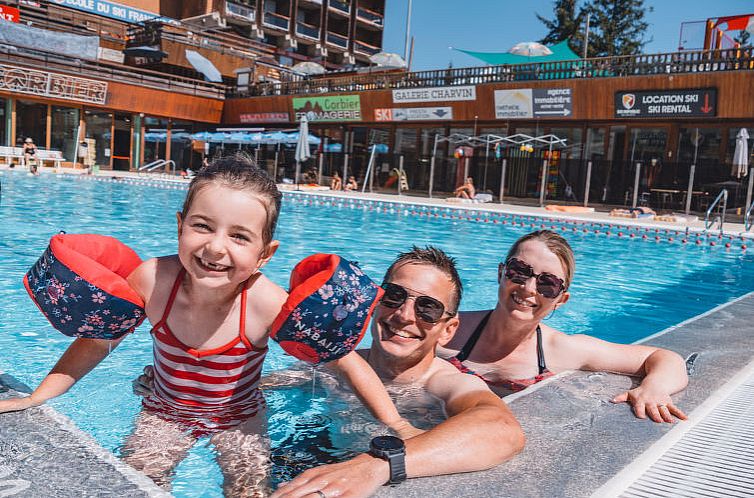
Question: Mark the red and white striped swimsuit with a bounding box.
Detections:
[142,269,267,434]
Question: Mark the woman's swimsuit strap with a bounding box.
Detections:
[455,311,493,362]
[454,311,548,374]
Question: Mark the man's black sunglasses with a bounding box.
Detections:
[380,282,456,324]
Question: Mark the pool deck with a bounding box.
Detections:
[2,166,754,496]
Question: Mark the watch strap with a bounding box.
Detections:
[386,452,407,484]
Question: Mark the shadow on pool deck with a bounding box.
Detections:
[1,292,753,497]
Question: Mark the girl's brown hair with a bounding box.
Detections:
[505,230,575,289]
[181,153,282,245]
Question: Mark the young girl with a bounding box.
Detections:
[0,155,410,495]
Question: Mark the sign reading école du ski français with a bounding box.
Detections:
[615,89,717,118]
[50,0,168,24]
[392,85,476,103]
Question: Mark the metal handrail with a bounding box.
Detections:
[745,198,754,232]
[704,189,728,236]
[139,159,166,172]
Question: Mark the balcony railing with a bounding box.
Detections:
[0,44,225,99]
[225,2,256,23]
[296,21,320,41]
[354,40,380,56]
[229,48,754,98]
[263,11,290,31]
[328,0,350,15]
[326,31,349,49]
[356,7,383,26]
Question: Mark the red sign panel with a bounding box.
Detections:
[239,112,289,124]
[0,5,20,22]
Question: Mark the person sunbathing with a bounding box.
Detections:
[454,177,475,199]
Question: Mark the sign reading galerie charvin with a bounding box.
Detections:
[292,95,361,122]
[50,0,167,24]
[494,88,572,119]
[392,86,476,103]
[374,107,453,121]
[615,89,717,118]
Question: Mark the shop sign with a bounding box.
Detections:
[0,63,108,104]
[494,88,572,119]
[98,47,124,63]
[240,112,289,123]
[392,85,476,103]
[374,107,453,121]
[615,89,717,118]
[292,95,361,122]
[0,5,20,22]
[49,0,172,24]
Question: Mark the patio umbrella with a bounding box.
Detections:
[185,49,223,82]
[294,116,311,186]
[292,61,326,76]
[369,51,406,68]
[732,128,749,179]
[508,42,553,57]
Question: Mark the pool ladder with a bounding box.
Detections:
[745,197,754,232]
[703,189,727,236]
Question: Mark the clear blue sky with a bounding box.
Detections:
[381,0,754,70]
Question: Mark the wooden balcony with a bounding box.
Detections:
[354,40,380,56]
[328,0,350,16]
[356,7,383,27]
[263,11,290,31]
[296,21,320,41]
[326,31,349,50]
[225,2,256,24]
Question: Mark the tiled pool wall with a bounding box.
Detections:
[69,174,753,251]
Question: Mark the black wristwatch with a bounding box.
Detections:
[369,435,407,485]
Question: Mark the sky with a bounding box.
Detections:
[380,0,754,70]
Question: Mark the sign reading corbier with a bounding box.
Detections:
[392,85,476,103]
[292,95,362,122]
[615,89,717,118]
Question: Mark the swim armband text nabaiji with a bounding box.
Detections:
[24,234,146,339]
[270,254,384,364]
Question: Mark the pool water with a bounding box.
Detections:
[1,172,753,496]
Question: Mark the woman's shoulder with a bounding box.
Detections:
[443,309,493,352]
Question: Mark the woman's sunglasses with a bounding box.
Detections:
[503,257,565,299]
[380,282,456,324]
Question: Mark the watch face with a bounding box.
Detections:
[371,435,404,452]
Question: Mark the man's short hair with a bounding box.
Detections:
[383,246,462,312]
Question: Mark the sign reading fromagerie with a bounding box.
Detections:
[392,86,476,103]
[292,95,361,122]
[615,89,717,118]
[0,63,108,105]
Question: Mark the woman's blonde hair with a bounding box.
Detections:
[505,230,575,289]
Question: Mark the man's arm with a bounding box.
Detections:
[271,360,524,498]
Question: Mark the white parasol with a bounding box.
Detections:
[508,42,553,57]
[294,116,311,186]
[732,128,749,178]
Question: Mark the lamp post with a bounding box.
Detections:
[404,0,413,61]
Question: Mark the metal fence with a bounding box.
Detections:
[231,47,754,97]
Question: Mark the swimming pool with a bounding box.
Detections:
[1,171,753,496]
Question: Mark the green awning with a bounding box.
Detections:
[453,41,579,65]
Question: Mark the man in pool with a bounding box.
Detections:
[270,246,525,497]
[134,246,524,496]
